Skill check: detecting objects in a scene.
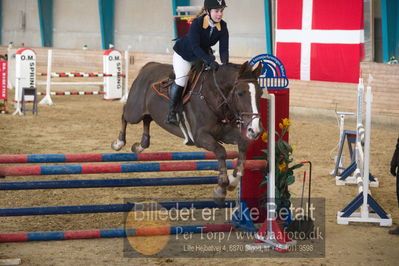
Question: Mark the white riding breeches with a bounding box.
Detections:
[173,52,193,87]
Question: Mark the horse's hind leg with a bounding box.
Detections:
[111,114,128,151]
[131,115,152,153]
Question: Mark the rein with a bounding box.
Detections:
[207,70,260,126]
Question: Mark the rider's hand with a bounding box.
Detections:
[208,61,219,71]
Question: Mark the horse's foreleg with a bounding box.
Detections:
[227,137,248,191]
[213,145,229,205]
[132,115,152,153]
[219,129,249,191]
[111,114,127,151]
[195,134,228,205]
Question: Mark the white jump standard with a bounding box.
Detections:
[330,111,354,176]
[334,79,378,187]
[245,92,296,252]
[39,49,124,105]
[337,80,392,226]
[13,48,127,115]
[13,48,36,115]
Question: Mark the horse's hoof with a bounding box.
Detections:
[213,186,226,206]
[131,143,144,153]
[111,139,125,151]
[227,174,241,191]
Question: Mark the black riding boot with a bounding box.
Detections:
[165,82,184,126]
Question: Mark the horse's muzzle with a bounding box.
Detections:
[246,124,262,140]
[240,112,262,140]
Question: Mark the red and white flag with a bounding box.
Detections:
[275,0,364,83]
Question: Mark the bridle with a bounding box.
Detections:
[209,70,261,127]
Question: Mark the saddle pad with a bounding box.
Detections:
[151,69,203,104]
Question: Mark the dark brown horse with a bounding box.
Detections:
[111,61,263,204]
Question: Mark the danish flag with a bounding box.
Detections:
[275,0,364,83]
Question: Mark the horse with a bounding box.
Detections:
[111,61,263,204]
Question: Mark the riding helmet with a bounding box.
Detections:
[204,0,227,9]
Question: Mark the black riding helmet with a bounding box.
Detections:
[204,0,227,24]
[204,0,227,10]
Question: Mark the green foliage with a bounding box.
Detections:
[261,118,303,211]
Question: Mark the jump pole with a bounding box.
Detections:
[37,91,105,96]
[0,224,234,243]
[0,151,238,164]
[0,160,266,177]
[0,200,236,217]
[0,176,219,190]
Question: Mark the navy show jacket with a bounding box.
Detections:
[173,14,229,65]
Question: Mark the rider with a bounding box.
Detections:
[166,0,229,126]
[389,137,399,235]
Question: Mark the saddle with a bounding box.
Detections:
[151,64,204,104]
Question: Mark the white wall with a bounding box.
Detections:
[53,0,101,49]
[2,0,41,47]
[1,0,268,57]
[223,0,267,57]
[114,0,175,53]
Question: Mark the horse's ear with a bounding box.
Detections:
[252,62,262,78]
[238,61,249,76]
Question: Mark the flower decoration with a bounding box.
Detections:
[261,131,268,143]
[261,118,303,213]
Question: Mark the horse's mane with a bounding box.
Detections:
[220,63,242,73]
[223,63,242,69]
[214,63,256,84]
